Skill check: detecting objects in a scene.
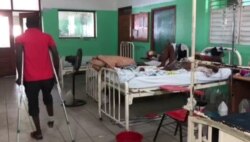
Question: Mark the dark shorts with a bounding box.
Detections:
[24,78,54,116]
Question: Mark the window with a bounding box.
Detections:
[210,0,250,45]
[58,10,96,38]
[13,0,39,10]
[210,7,238,44]
[0,0,40,10]
[0,0,11,10]
[239,2,250,44]
[0,16,10,47]
[132,13,149,41]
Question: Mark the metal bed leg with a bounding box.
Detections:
[125,94,129,130]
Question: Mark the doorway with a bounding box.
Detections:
[0,11,15,76]
[0,11,40,77]
[118,6,132,54]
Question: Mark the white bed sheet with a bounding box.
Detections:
[115,66,231,89]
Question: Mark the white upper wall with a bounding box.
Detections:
[41,0,117,10]
[116,0,132,8]
[116,0,175,9]
[41,0,175,10]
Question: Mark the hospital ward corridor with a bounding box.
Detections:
[1,0,250,142]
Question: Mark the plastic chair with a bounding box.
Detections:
[155,85,206,142]
[153,108,188,142]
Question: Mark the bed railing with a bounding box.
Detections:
[202,47,242,65]
[188,115,250,142]
[97,68,130,129]
[85,65,99,101]
[120,41,135,59]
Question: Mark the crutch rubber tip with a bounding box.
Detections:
[72,140,75,142]
[99,118,103,121]
[47,121,54,128]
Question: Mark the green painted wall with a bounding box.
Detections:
[132,0,209,62]
[198,0,250,65]
[133,0,250,65]
[132,0,193,62]
[41,1,250,65]
[42,9,118,56]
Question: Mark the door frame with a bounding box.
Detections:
[0,0,41,76]
[0,10,40,76]
[118,6,132,54]
[19,12,41,32]
[0,11,15,76]
[0,11,14,48]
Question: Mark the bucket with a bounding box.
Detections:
[116,131,143,142]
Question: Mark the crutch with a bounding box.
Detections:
[16,52,25,142]
[49,52,75,142]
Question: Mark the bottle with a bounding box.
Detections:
[218,101,228,116]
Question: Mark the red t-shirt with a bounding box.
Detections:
[15,28,56,82]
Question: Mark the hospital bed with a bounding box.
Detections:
[85,41,135,101]
[119,41,135,59]
[97,66,232,130]
[86,45,242,130]
[188,113,250,142]
[186,48,248,142]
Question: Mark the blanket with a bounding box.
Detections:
[91,55,136,71]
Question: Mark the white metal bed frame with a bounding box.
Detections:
[86,41,135,101]
[188,115,250,142]
[201,47,242,65]
[119,41,135,59]
[95,67,238,130]
[86,45,242,131]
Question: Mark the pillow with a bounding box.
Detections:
[92,64,101,71]
[91,58,105,67]
[97,56,117,68]
[97,56,136,68]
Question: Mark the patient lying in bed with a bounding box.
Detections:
[164,60,219,77]
[156,42,219,76]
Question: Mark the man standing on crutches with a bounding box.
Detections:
[15,16,59,140]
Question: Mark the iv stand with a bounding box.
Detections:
[231,3,237,66]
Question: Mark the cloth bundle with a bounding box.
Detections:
[91,55,136,71]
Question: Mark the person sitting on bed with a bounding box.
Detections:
[158,41,176,67]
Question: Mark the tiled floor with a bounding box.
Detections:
[0,75,188,142]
